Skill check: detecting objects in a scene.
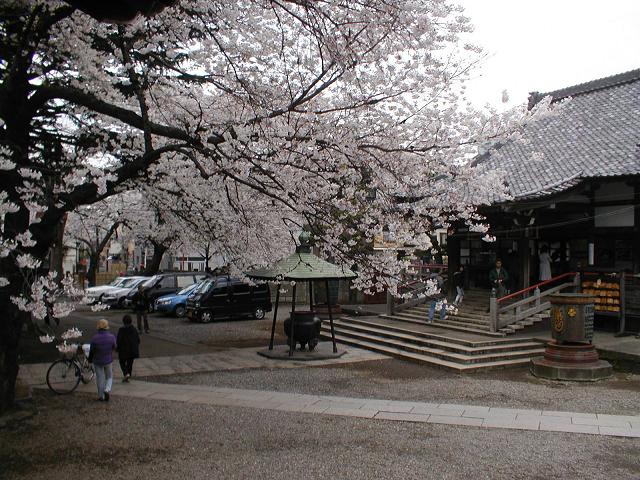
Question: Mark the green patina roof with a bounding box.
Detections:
[248,251,357,281]
[247,233,357,281]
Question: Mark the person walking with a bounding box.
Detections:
[427,297,448,323]
[453,265,465,306]
[131,284,150,333]
[88,319,117,402]
[116,315,140,382]
[489,259,509,298]
[539,245,552,281]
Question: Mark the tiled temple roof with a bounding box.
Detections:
[474,69,640,201]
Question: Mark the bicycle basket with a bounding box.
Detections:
[57,343,78,359]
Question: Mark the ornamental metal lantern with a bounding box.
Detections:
[248,232,357,357]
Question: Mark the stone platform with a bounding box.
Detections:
[257,342,346,360]
[531,341,613,381]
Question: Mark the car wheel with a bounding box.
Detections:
[253,307,265,320]
[200,310,213,323]
[174,305,186,318]
[117,297,125,309]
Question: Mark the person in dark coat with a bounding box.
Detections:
[116,315,140,382]
[489,259,510,298]
[131,284,150,333]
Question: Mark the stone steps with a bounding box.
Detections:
[411,306,491,323]
[393,293,551,337]
[379,313,505,337]
[328,318,543,354]
[320,317,544,372]
[386,309,492,327]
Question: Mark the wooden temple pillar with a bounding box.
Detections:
[518,237,530,291]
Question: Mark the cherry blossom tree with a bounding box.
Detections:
[120,189,182,275]
[65,196,133,285]
[0,0,555,411]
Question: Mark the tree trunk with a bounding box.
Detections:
[144,242,167,275]
[49,214,67,283]
[0,207,65,412]
[87,251,99,287]
[0,269,25,413]
[204,243,210,270]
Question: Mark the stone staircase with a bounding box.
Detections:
[380,289,550,337]
[319,316,545,372]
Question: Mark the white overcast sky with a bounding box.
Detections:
[456,0,640,109]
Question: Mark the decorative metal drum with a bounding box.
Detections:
[549,293,595,344]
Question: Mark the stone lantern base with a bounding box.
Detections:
[258,342,346,361]
[531,341,612,381]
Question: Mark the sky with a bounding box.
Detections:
[456,0,640,109]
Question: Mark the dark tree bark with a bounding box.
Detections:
[79,221,122,286]
[0,4,184,412]
[204,243,211,270]
[0,208,66,412]
[86,250,99,287]
[143,241,168,275]
[64,0,175,24]
[48,215,68,284]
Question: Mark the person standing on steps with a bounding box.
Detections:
[88,319,117,402]
[489,259,509,299]
[131,284,150,334]
[453,265,465,306]
[538,245,552,281]
[428,297,448,323]
[116,315,140,382]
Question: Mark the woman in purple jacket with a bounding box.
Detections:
[88,319,117,401]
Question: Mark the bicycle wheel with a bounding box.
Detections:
[46,359,81,394]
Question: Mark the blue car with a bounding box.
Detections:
[154,282,202,318]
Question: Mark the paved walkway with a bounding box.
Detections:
[45,379,640,439]
[21,345,640,439]
[19,344,387,385]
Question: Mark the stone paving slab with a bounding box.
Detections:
[375,412,431,423]
[37,379,640,439]
[542,424,600,435]
[19,343,389,387]
[428,415,484,427]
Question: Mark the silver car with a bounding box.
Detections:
[99,277,148,308]
[86,276,132,304]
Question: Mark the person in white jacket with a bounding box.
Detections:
[539,245,552,281]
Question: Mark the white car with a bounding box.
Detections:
[86,276,132,304]
[101,277,148,309]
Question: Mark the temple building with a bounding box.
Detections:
[447,69,640,331]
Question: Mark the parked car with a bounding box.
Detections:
[125,272,211,312]
[100,277,148,308]
[154,281,203,318]
[85,276,137,304]
[185,276,272,323]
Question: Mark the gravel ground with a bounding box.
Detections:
[1,391,638,480]
[148,313,286,348]
[57,307,287,353]
[144,359,640,415]
[144,302,323,348]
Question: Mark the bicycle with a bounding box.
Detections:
[46,344,95,394]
